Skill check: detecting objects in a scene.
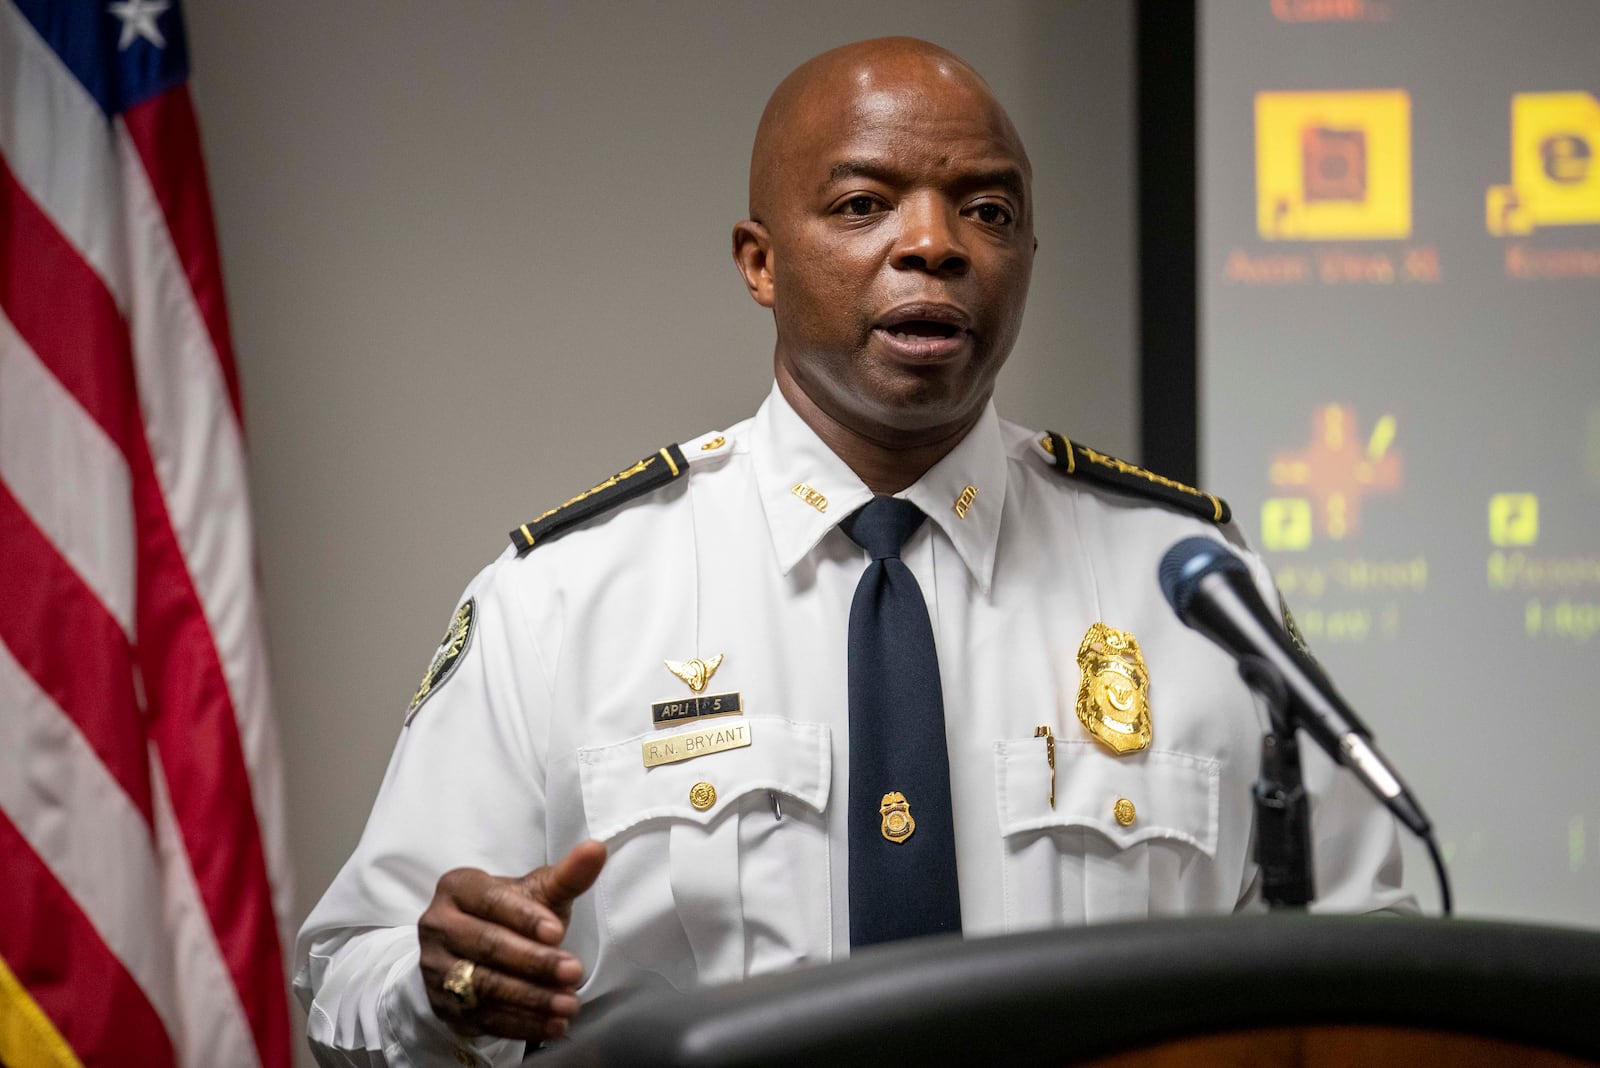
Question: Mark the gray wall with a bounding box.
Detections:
[184,1,1136,1054]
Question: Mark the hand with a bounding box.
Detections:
[418,840,607,1043]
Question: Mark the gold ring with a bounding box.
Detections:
[442,959,479,1011]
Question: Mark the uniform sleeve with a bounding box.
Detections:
[294,551,555,1067]
[1227,533,1418,916]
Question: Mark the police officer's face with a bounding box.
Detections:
[751,58,1035,443]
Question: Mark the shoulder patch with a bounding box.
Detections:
[406,598,475,724]
[1040,432,1231,524]
[509,444,688,555]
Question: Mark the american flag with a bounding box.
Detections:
[0,2,291,1066]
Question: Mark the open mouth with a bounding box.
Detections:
[873,305,972,361]
[882,319,961,342]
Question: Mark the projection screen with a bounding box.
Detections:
[1200,0,1599,925]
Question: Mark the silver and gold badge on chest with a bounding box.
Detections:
[1075,622,1153,756]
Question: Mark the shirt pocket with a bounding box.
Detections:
[993,736,1220,930]
[577,717,832,989]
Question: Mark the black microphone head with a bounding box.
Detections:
[1159,536,1250,618]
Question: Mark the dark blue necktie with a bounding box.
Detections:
[842,497,962,947]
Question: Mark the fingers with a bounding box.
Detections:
[455,915,583,987]
[420,939,582,1032]
[469,1008,570,1045]
[521,840,607,924]
[451,870,568,946]
[423,878,585,988]
[428,979,574,1044]
[417,849,606,1042]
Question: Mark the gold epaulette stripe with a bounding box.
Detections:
[509,442,689,555]
[1042,431,1230,524]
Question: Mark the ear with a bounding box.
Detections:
[732,220,776,308]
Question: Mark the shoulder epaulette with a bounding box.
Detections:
[1039,432,1231,524]
[509,444,688,555]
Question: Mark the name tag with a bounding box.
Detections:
[651,691,742,727]
[642,722,752,768]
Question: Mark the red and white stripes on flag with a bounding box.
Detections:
[0,2,291,1066]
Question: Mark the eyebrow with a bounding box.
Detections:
[824,159,1028,204]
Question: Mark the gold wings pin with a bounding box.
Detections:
[664,653,724,694]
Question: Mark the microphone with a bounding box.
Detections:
[1158,537,1431,838]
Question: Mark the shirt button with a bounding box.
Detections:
[1113,798,1137,826]
[690,781,717,810]
[453,1049,476,1067]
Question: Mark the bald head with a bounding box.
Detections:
[749,37,1029,222]
[730,36,1036,474]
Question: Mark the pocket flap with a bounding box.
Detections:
[578,718,831,841]
[993,737,1219,857]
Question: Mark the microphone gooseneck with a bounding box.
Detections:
[1159,536,1453,915]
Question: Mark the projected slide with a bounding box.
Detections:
[1200,0,1599,925]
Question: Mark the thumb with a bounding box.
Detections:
[524,839,608,915]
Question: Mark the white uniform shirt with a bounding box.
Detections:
[296,385,1411,1067]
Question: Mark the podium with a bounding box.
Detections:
[537,915,1600,1066]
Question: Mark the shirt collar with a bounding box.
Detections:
[750,384,1008,594]
[900,399,1007,595]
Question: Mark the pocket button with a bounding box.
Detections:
[1113,797,1137,826]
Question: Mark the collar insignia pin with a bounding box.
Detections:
[953,485,979,519]
[791,483,829,513]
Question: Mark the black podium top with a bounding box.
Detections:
[535,915,1600,1066]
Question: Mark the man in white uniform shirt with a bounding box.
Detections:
[296,36,1410,1067]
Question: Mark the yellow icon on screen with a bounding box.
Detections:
[1262,498,1314,551]
[1256,90,1412,241]
[1487,93,1600,236]
[1488,493,1539,547]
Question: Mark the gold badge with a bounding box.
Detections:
[1075,622,1153,756]
[879,791,915,843]
[664,654,723,694]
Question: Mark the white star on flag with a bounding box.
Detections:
[108,0,171,51]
